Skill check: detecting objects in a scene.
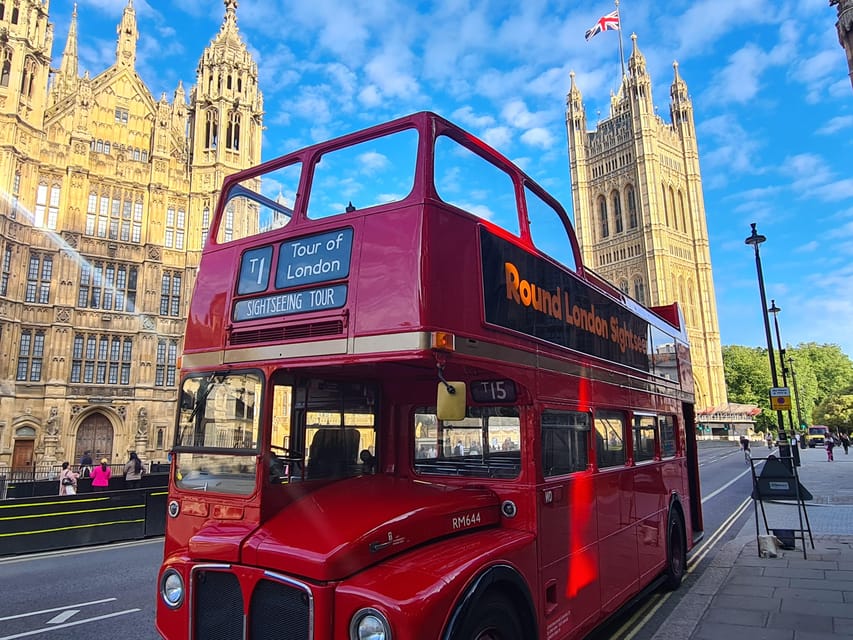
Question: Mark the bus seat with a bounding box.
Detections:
[307,428,360,479]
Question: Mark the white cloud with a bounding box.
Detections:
[358,151,389,173]
[451,106,495,129]
[520,127,555,149]
[816,115,853,135]
[480,126,513,150]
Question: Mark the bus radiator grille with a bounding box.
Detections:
[194,570,244,640]
[229,320,344,346]
[249,579,311,640]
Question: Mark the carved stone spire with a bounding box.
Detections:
[115,0,138,68]
[832,0,853,90]
[50,3,79,105]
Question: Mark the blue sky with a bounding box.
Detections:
[59,0,853,358]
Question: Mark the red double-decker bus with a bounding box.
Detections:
[156,111,702,640]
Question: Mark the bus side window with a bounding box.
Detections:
[594,411,626,468]
[541,410,590,477]
[659,415,677,458]
[633,415,657,463]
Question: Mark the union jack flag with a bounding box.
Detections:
[585,10,620,41]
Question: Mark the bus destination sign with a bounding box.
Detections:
[233,284,347,321]
[234,227,353,321]
[480,228,650,371]
[276,228,353,288]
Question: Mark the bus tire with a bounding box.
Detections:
[451,591,524,640]
[663,509,686,591]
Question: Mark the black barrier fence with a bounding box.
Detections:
[0,486,168,556]
[2,471,168,499]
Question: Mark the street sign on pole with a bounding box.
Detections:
[770,387,792,411]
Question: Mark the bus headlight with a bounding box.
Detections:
[160,569,185,609]
[349,608,391,640]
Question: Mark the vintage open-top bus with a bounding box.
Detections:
[156,111,702,640]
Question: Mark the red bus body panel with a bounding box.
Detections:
[158,112,701,640]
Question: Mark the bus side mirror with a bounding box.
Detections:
[437,382,466,421]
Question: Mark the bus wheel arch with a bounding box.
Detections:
[663,497,687,590]
[442,564,537,640]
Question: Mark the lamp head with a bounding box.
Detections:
[768,299,781,316]
[744,222,766,246]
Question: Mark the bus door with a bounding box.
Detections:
[537,408,599,637]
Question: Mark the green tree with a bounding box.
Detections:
[786,343,853,425]
[722,342,853,430]
[722,345,775,430]
[813,393,853,432]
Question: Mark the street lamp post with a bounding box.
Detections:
[744,223,785,437]
[768,300,796,433]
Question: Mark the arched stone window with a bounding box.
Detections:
[661,184,669,226]
[0,48,11,87]
[678,191,688,232]
[626,184,637,229]
[633,276,645,304]
[598,195,609,239]
[204,109,219,149]
[619,279,629,295]
[612,190,623,233]
[669,186,678,230]
[226,111,241,151]
[20,55,36,98]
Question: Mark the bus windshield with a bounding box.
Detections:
[174,371,262,495]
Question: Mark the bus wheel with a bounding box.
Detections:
[663,510,686,590]
[452,592,524,640]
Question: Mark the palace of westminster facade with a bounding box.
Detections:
[0,0,725,473]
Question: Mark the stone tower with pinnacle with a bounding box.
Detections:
[566,34,727,411]
[0,0,263,472]
[188,0,264,244]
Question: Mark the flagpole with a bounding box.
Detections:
[615,0,626,80]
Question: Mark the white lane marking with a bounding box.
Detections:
[0,599,116,621]
[47,610,79,624]
[0,609,140,640]
[702,464,754,503]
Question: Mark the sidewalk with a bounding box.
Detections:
[653,443,853,640]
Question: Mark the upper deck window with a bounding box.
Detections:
[216,165,301,244]
[434,135,520,237]
[307,128,418,220]
[525,185,577,272]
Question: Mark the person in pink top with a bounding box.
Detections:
[90,458,112,491]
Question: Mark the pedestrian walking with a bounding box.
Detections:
[826,436,835,462]
[79,450,93,478]
[124,451,144,489]
[841,433,850,455]
[91,458,111,491]
[58,461,79,496]
[765,432,773,448]
[740,435,751,463]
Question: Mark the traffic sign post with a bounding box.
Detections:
[770,387,792,412]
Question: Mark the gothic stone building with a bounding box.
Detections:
[0,0,262,475]
[566,35,727,411]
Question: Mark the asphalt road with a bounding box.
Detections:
[0,439,755,640]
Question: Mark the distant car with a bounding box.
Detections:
[806,425,830,448]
